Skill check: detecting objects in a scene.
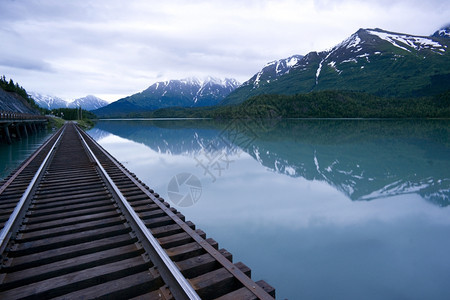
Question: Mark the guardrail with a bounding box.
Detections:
[0,111,47,120]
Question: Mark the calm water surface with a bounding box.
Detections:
[86,119,449,299]
[0,129,53,179]
[2,120,447,298]
[1,118,436,300]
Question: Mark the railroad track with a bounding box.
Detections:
[0,122,275,299]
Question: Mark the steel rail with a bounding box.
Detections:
[79,124,275,300]
[0,125,66,251]
[75,125,201,300]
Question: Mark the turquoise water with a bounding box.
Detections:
[87,119,450,299]
[3,119,447,298]
[3,119,445,299]
[0,129,53,180]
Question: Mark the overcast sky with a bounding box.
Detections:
[1,0,448,102]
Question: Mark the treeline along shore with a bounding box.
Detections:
[97,90,450,119]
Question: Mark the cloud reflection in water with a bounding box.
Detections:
[88,119,450,300]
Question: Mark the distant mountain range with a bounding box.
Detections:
[69,95,109,111]
[29,92,67,110]
[29,92,109,111]
[221,26,450,105]
[93,77,240,117]
[91,25,450,118]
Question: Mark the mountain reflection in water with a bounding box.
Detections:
[89,119,449,207]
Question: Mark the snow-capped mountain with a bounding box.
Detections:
[312,28,447,83]
[222,26,450,105]
[222,55,303,105]
[132,76,239,107]
[193,77,240,106]
[432,25,450,38]
[244,55,303,88]
[29,92,68,110]
[29,92,108,111]
[93,77,240,117]
[68,95,109,111]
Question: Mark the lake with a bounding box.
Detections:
[86,118,449,300]
[0,128,53,179]
[1,119,449,299]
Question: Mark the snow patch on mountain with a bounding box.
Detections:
[30,92,108,111]
[316,49,336,84]
[193,77,240,104]
[114,76,240,109]
[254,71,263,86]
[328,61,342,74]
[286,56,300,68]
[68,95,109,111]
[432,25,450,38]
[246,55,303,88]
[328,31,364,53]
[367,29,447,54]
[347,35,361,49]
[435,29,450,38]
[29,92,68,110]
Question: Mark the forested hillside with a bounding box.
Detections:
[0,76,41,114]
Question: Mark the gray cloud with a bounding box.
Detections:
[0,56,54,72]
[0,0,448,101]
